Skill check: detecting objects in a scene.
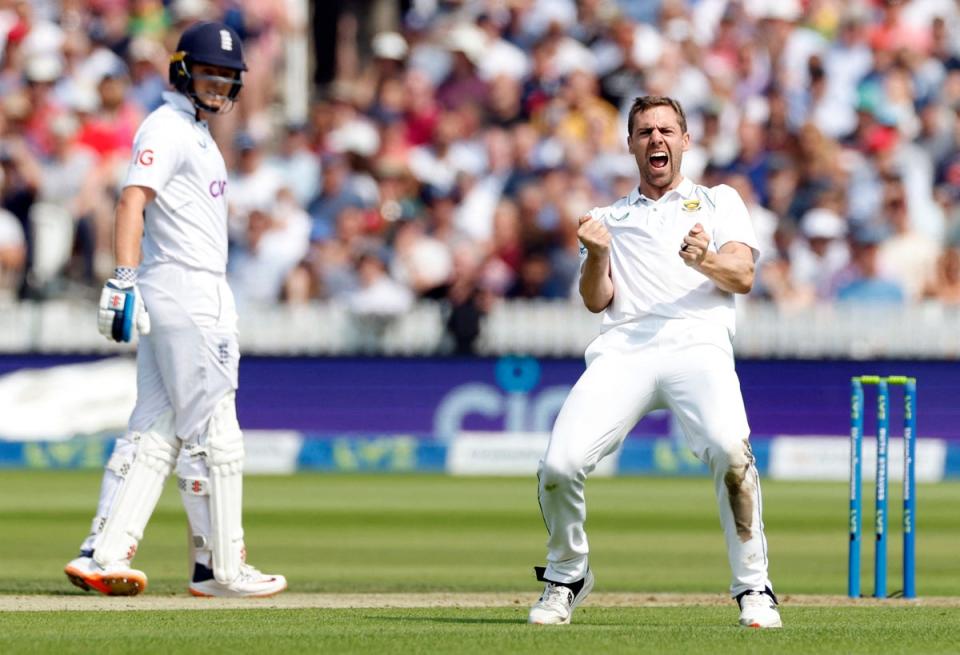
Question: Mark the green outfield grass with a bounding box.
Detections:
[1,471,958,653]
[3,607,959,655]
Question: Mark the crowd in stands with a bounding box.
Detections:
[3,0,960,351]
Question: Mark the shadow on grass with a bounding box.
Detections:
[366,615,522,625]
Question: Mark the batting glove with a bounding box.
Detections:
[98,267,150,342]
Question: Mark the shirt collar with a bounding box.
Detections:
[163,91,202,123]
[630,177,695,204]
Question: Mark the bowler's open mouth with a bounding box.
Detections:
[649,151,668,169]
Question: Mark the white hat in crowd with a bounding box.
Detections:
[327,120,381,157]
[801,208,847,240]
[24,54,63,83]
[372,32,408,61]
[444,23,485,65]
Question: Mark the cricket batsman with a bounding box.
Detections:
[528,96,780,628]
[63,21,286,598]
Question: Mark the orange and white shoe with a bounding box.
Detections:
[189,562,286,598]
[64,554,148,596]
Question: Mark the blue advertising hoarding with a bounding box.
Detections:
[1,355,958,439]
[0,355,957,478]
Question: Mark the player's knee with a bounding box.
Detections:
[134,411,179,473]
[539,456,582,490]
[204,393,244,467]
[105,436,138,477]
[707,437,753,472]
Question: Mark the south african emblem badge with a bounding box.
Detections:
[682,199,701,212]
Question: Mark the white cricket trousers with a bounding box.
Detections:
[130,263,239,442]
[538,316,773,597]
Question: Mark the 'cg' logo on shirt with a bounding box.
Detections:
[135,149,154,166]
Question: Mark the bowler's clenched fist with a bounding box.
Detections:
[578,215,611,257]
[679,222,710,266]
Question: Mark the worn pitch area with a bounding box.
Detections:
[2,592,959,612]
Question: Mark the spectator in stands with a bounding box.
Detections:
[227,132,284,241]
[877,174,940,299]
[835,224,905,304]
[421,183,462,246]
[5,0,960,320]
[23,55,65,159]
[507,246,565,299]
[281,259,319,304]
[436,24,488,111]
[445,241,494,355]
[823,13,873,129]
[549,69,620,153]
[922,245,960,303]
[755,217,809,308]
[264,123,321,208]
[307,153,366,242]
[0,202,26,296]
[0,134,40,296]
[35,112,104,283]
[126,37,167,113]
[408,108,482,195]
[229,188,310,307]
[868,0,932,56]
[309,204,378,300]
[786,123,845,224]
[226,0,292,138]
[345,249,413,318]
[337,134,381,210]
[723,114,773,206]
[75,57,143,171]
[454,128,514,243]
[391,217,453,300]
[792,207,851,301]
[401,69,439,147]
[128,0,168,41]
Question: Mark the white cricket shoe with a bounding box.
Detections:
[528,567,594,625]
[189,563,287,598]
[64,554,148,596]
[738,589,782,628]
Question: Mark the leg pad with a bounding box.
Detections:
[93,412,178,566]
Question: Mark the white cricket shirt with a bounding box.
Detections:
[581,177,759,335]
[124,92,229,274]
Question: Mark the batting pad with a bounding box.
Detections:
[94,411,178,566]
[205,393,245,584]
[105,439,136,478]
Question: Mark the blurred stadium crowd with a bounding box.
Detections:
[3,0,960,341]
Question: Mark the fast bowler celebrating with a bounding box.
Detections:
[64,21,286,598]
[528,96,780,628]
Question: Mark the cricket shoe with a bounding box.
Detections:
[737,588,782,628]
[64,553,148,596]
[189,562,287,598]
[528,566,594,625]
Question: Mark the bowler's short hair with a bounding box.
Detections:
[627,96,688,137]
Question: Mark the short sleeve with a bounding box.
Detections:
[712,184,760,262]
[123,118,182,193]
